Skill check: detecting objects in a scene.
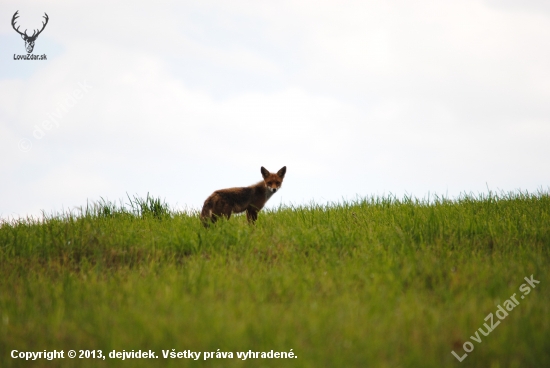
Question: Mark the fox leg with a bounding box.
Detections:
[209,203,232,224]
[201,196,228,226]
[215,201,232,220]
[246,207,258,223]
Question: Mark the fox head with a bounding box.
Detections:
[261,166,286,195]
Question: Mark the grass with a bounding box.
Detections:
[0,191,549,367]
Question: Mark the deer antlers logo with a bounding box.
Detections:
[12,11,49,54]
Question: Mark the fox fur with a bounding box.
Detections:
[200,166,286,225]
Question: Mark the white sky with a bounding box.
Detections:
[1,0,549,219]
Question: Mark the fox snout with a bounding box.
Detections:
[269,187,278,193]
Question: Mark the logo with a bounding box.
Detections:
[11,10,49,55]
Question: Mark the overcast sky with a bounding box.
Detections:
[1,0,549,219]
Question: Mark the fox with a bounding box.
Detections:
[200,166,286,225]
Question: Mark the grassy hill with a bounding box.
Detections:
[1,192,549,367]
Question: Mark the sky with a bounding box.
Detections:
[1,0,549,219]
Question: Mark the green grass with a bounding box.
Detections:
[1,191,549,367]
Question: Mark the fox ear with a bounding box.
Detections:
[261,166,270,179]
[277,166,286,179]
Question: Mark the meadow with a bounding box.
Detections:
[0,191,549,367]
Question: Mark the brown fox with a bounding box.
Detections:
[200,166,286,225]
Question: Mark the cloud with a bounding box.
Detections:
[1,38,360,217]
[1,0,549,219]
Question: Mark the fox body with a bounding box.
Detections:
[201,166,286,225]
